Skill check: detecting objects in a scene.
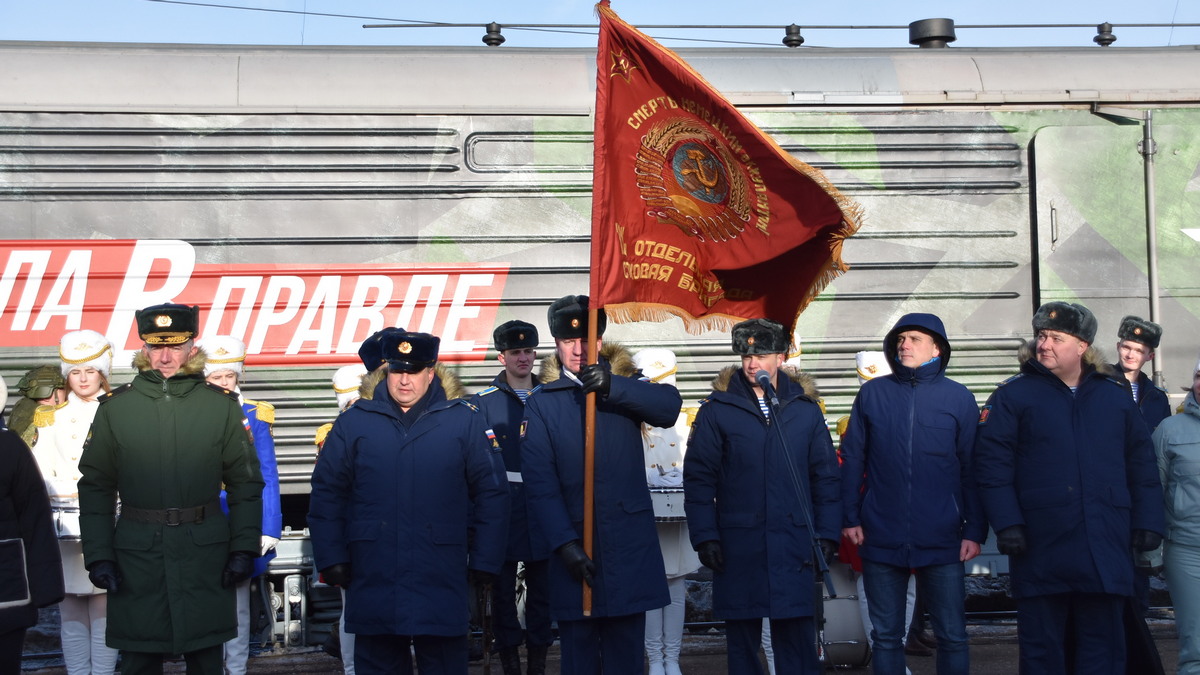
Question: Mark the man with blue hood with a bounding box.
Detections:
[840,312,986,675]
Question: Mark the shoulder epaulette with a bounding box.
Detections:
[204,382,240,402]
[698,396,713,406]
[836,415,851,437]
[314,422,333,447]
[97,383,133,404]
[33,404,58,428]
[246,399,275,424]
[817,397,827,415]
[997,373,1024,387]
[457,399,479,413]
[477,386,499,396]
[682,406,699,428]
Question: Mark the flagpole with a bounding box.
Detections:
[582,307,599,616]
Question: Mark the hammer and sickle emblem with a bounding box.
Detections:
[680,148,720,196]
[398,342,413,354]
[155,315,172,327]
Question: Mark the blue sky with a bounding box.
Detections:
[1,0,1198,49]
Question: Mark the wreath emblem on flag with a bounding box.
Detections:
[635,119,753,243]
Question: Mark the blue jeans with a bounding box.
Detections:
[862,559,969,675]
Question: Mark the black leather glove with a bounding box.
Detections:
[1132,529,1163,552]
[468,568,497,588]
[87,560,122,591]
[996,525,1028,556]
[221,550,256,588]
[556,540,596,586]
[321,563,352,588]
[697,540,725,574]
[819,539,839,566]
[578,364,612,398]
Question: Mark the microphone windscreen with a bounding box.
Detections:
[755,370,771,390]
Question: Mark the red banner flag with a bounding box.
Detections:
[589,2,862,334]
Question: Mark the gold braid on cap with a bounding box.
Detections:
[59,343,112,365]
[206,354,246,366]
[144,332,192,345]
[333,382,359,394]
[648,366,678,383]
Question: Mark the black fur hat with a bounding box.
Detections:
[548,295,606,340]
[493,320,538,352]
[380,330,440,373]
[135,303,199,345]
[732,318,790,355]
[358,327,406,371]
[1032,302,1097,344]
[1117,315,1162,350]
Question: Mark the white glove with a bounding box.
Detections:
[261,535,280,557]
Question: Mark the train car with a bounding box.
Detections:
[3,39,1200,644]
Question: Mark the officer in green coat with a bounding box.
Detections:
[78,304,264,675]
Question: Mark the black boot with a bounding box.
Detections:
[499,647,522,675]
[526,644,549,675]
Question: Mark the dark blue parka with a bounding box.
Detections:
[522,344,681,620]
[974,351,1165,599]
[684,366,841,620]
[840,313,988,568]
[308,370,510,636]
[1116,367,1171,433]
[471,371,548,562]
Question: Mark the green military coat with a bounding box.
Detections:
[78,349,264,654]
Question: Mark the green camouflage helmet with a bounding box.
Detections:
[17,364,66,401]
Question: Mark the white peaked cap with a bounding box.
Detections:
[0,377,7,411]
[59,329,114,379]
[197,335,247,377]
[633,348,678,387]
[856,350,892,385]
[333,363,368,410]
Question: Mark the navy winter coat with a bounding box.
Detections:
[308,373,510,636]
[840,313,987,568]
[684,366,841,620]
[974,354,1165,599]
[1115,366,1171,433]
[471,371,549,562]
[522,345,681,620]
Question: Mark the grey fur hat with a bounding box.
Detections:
[1032,302,1097,344]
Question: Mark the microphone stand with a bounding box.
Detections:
[756,371,837,598]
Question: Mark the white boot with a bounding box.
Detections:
[662,577,686,675]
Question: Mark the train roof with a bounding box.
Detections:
[3,40,1200,113]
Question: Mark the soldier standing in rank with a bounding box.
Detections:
[32,330,120,675]
[195,336,283,675]
[78,304,264,675]
[1113,315,1171,432]
[974,302,1165,674]
[522,295,683,675]
[308,330,509,675]
[632,348,702,675]
[313,361,369,675]
[470,320,553,675]
[10,365,67,449]
[684,318,841,675]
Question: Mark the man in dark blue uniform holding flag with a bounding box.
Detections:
[522,295,682,675]
[471,320,552,675]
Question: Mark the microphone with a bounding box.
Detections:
[755,370,779,406]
